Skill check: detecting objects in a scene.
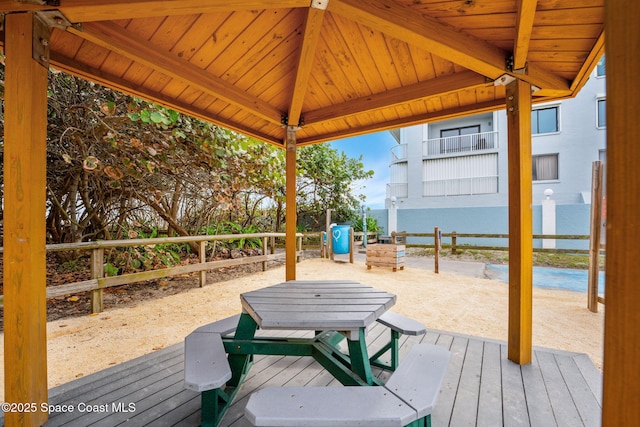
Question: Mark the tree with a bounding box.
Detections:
[295,144,374,231]
[0,65,375,245]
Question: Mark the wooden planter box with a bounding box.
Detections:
[366,244,405,271]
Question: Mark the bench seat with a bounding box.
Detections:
[184,314,241,392]
[245,386,415,427]
[376,311,426,335]
[245,343,451,427]
[183,332,231,392]
[184,314,243,426]
[384,343,449,419]
[371,311,427,370]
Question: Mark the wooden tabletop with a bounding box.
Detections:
[240,280,396,331]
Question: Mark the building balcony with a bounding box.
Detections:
[423,131,498,157]
[390,143,408,163]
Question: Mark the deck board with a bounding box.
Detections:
[38,324,602,427]
[476,341,503,426]
[521,351,557,427]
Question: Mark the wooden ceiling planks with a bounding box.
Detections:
[210,10,298,84]
[317,16,372,100]
[326,13,386,95]
[387,38,421,87]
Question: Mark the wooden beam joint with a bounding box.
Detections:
[31,13,51,68]
[286,126,298,149]
[505,54,529,76]
[310,0,329,10]
[281,114,305,128]
[505,54,515,72]
[36,9,78,28]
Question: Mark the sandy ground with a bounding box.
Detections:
[0,257,604,402]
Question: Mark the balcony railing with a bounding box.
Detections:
[390,143,408,162]
[423,131,498,157]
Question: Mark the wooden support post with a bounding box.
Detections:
[603,1,640,424]
[3,12,50,426]
[587,161,603,312]
[285,127,297,281]
[199,241,207,287]
[91,248,105,313]
[506,79,533,365]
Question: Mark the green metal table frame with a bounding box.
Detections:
[200,312,385,426]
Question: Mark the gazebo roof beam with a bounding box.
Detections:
[0,1,311,22]
[304,71,489,126]
[299,98,507,146]
[287,1,328,127]
[514,0,538,71]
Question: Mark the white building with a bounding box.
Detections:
[378,56,606,247]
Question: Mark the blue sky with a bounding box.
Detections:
[329,131,398,209]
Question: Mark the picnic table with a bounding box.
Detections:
[234,280,397,386]
[187,280,397,425]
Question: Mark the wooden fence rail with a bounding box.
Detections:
[390,231,591,254]
[0,230,603,314]
[0,232,304,313]
[390,229,605,309]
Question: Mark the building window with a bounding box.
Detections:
[596,55,606,77]
[532,154,558,181]
[438,125,481,153]
[597,98,606,128]
[532,106,559,134]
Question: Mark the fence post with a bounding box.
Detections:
[321,232,326,258]
[270,236,276,255]
[90,248,104,313]
[434,227,440,274]
[451,231,457,254]
[199,241,207,287]
[297,235,302,263]
[262,236,268,271]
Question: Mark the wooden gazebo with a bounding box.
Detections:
[0,1,636,425]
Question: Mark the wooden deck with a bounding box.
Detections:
[38,323,602,426]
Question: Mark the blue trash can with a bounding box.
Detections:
[332,225,350,255]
